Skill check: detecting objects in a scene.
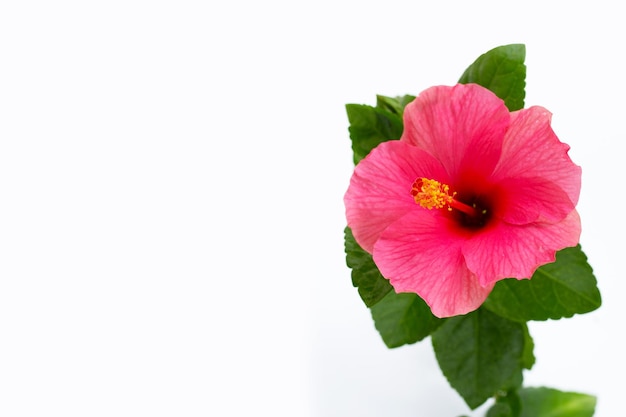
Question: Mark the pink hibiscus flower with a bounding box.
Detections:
[344,83,581,318]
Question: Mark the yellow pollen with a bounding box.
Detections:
[411,178,454,210]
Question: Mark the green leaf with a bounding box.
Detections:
[489,389,522,417]
[345,103,403,164]
[431,309,525,409]
[375,94,415,116]
[521,323,535,370]
[483,245,601,322]
[486,402,515,417]
[518,387,596,417]
[344,227,392,307]
[458,44,526,111]
[370,291,444,348]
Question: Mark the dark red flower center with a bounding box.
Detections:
[411,177,492,229]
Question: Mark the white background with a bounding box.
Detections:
[0,1,623,416]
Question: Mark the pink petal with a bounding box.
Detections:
[463,210,582,287]
[344,140,449,253]
[373,210,494,318]
[491,106,581,206]
[401,84,510,181]
[492,176,576,225]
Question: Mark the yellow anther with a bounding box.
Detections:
[411,178,454,210]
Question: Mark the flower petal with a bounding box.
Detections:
[491,106,581,206]
[463,210,582,287]
[493,176,576,225]
[401,84,509,181]
[373,210,493,318]
[344,140,449,253]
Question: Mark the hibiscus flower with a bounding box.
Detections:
[344,83,581,318]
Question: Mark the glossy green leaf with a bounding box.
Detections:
[370,291,444,348]
[486,402,515,417]
[344,227,392,307]
[521,323,535,370]
[518,387,596,417]
[431,309,525,409]
[458,44,526,111]
[483,245,601,322]
[487,389,522,417]
[345,102,403,164]
[375,94,415,116]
